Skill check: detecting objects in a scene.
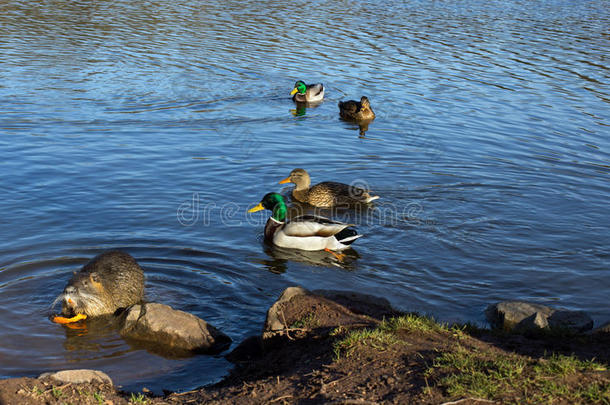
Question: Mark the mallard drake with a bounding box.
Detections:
[279,168,379,208]
[338,96,375,121]
[248,193,362,253]
[290,80,325,103]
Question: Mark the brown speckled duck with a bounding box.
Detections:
[338,96,375,121]
[279,168,380,208]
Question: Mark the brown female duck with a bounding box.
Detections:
[279,168,379,208]
[338,96,375,121]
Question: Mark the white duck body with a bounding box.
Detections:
[264,216,361,251]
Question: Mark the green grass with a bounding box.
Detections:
[130,392,148,404]
[333,327,401,359]
[534,353,606,376]
[332,313,445,359]
[93,391,105,405]
[429,347,609,403]
[51,387,63,399]
[290,313,319,329]
[379,313,447,334]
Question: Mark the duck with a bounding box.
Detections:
[338,96,375,121]
[248,193,362,255]
[290,80,325,103]
[279,168,379,208]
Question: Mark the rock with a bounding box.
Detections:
[548,310,593,332]
[486,301,594,333]
[39,369,112,385]
[515,311,549,331]
[486,301,553,330]
[591,321,610,334]
[313,290,394,318]
[120,303,231,353]
[264,286,309,332]
[263,286,391,337]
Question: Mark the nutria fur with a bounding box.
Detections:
[54,251,145,317]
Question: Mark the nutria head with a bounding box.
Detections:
[54,271,112,317]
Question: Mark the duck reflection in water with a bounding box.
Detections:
[290,100,323,117]
[258,243,360,273]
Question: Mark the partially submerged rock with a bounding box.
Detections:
[120,303,231,354]
[263,286,396,338]
[230,286,396,362]
[486,301,593,333]
[38,369,112,385]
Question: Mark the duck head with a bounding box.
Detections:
[290,80,307,96]
[248,192,287,222]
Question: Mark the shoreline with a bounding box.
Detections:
[2,288,609,404]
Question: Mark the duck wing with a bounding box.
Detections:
[306,83,324,98]
[310,182,376,205]
[338,100,359,114]
[283,215,354,237]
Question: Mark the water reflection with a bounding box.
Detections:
[60,315,122,354]
[261,244,359,272]
[290,101,322,117]
[340,117,375,137]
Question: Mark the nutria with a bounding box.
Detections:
[54,251,145,317]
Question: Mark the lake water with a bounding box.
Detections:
[1,0,608,394]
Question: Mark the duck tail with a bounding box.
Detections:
[335,227,362,245]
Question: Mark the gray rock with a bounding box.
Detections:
[486,301,594,333]
[314,289,393,316]
[264,286,309,332]
[39,369,112,385]
[120,302,231,353]
[515,311,549,331]
[486,301,554,330]
[548,310,593,332]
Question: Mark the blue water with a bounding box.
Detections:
[1,0,609,393]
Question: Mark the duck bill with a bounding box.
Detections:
[278,177,292,184]
[290,88,298,96]
[247,203,265,213]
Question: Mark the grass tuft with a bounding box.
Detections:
[428,346,609,403]
[333,328,400,359]
[130,392,148,404]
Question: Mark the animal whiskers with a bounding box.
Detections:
[53,290,107,316]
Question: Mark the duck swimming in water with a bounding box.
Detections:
[248,193,361,256]
[338,96,375,121]
[279,168,379,208]
[290,80,325,103]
